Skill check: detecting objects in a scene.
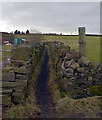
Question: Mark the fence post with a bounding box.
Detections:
[78,27,86,57]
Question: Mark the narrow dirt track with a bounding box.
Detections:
[36,49,56,118]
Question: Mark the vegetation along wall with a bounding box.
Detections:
[2,42,45,106]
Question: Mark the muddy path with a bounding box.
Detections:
[36,49,56,118]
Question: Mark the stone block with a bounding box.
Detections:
[70,63,79,69]
[90,69,96,75]
[98,64,102,72]
[78,56,91,66]
[65,72,74,78]
[16,74,27,80]
[80,74,86,77]
[14,86,24,91]
[65,51,79,59]
[65,68,74,73]
[2,80,27,89]
[12,91,23,97]
[89,62,99,69]
[2,95,11,106]
[61,61,65,70]
[75,73,78,76]
[70,76,77,80]
[65,53,75,59]
[15,80,27,87]
[12,91,23,104]
[11,60,24,67]
[2,81,16,88]
[2,72,15,82]
[14,67,27,75]
[65,59,75,68]
[2,89,13,95]
[88,76,93,81]
[77,67,85,73]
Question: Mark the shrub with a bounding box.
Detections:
[89,85,102,96]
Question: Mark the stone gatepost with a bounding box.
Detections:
[78,27,86,57]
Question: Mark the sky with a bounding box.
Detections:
[0,1,100,35]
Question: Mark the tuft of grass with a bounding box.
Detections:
[56,96,101,118]
[89,85,102,96]
[3,105,25,118]
[48,47,61,103]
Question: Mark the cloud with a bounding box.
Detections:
[1,2,100,34]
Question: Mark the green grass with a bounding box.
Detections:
[43,35,100,63]
[56,96,101,118]
[2,45,11,61]
[1,35,100,63]
[11,47,31,61]
[15,34,43,43]
[86,36,100,63]
[2,45,11,50]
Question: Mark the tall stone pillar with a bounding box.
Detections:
[79,27,86,57]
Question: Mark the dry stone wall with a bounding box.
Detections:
[2,59,32,106]
[61,50,102,98]
[48,41,102,99]
[2,43,45,106]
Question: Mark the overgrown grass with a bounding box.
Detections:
[89,85,102,96]
[48,48,61,103]
[11,47,32,61]
[56,96,101,118]
[2,44,12,50]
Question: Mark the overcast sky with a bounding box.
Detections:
[0,2,100,34]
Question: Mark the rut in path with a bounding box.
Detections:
[36,49,56,118]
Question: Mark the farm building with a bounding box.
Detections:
[14,38,21,45]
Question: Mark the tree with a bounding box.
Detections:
[14,30,20,34]
[18,31,20,34]
[60,33,62,36]
[14,30,18,34]
[21,31,25,35]
[26,30,29,34]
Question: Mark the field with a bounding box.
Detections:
[13,34,100,63]
[43,35,100,63]
[0,45,11,62]
[16,34,42,44]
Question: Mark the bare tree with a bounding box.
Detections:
[21,27,43,47]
